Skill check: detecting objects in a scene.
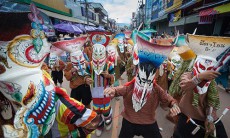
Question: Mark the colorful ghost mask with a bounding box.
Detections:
[92,44,106,75]
[52,37,87,76]
[70,50,86,76]
[186,34,230,94]
[0,3,56,138]
[115,33,125,53]
[106,43,117,64]
[132,35,174,112]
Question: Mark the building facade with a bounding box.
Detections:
[14,0,115,30]
[144,0,230,36]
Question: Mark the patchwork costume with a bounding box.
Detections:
[85,44,115,136]
[0,3,100,138]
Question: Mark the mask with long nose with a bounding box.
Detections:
[70,50,86,76]
[92,44,106,75]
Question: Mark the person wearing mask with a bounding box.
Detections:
[104,35,179,138]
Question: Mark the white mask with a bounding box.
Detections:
[0,4,56,137]
[106,45,117,64]
[118,38,125,53]
[132,63,156,112]
[70,50,86,76]
[92,44,106,75]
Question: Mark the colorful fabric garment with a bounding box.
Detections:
[113,79,176,124]
[92,97,111,114]
[86,61,114,88]
[53,87,99,138]
[169,59,195,98]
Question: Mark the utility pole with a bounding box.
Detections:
[138,0,144,29]
[84,0,89,26]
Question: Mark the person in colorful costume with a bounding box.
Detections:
[167,48,181,87]
[114,33,127,79]
[106,38,124,86]
[167,34,197,126]
[169,33,197,100]
[0,3,100,138]
[84,44,115,136]
[173,34,229,138]
[104,35,181,138]
[125,39,137,82]
[52,37,92,109]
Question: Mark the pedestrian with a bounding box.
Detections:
[104,35,179,138]
[51,58,65,87]
[85,44,115,136]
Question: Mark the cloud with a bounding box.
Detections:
[88,0,139,24]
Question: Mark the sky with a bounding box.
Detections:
[88,0,139,24]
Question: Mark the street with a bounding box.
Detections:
[62,72,230,138]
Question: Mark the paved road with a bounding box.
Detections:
[62,72,230,138]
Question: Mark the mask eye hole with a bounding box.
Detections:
[199,63,206,70]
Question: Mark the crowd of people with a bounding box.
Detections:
[40,28,229,138]
[1,3,229,138]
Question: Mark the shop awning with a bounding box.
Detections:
[214,2,230,14]
[198,2,230,16]
[198,2,230,24]
[199,8,217,16]
[39,8,95,26]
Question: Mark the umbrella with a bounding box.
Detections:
[85,25,97,31]
[54,23,83,34]
[74,24,86,32]
[96,26,105,31]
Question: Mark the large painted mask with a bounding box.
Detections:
[187,34,230,94]
[52,37,87,76]
[132,35,174,112]
[92,44,106,75]
[0,3,56,138]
